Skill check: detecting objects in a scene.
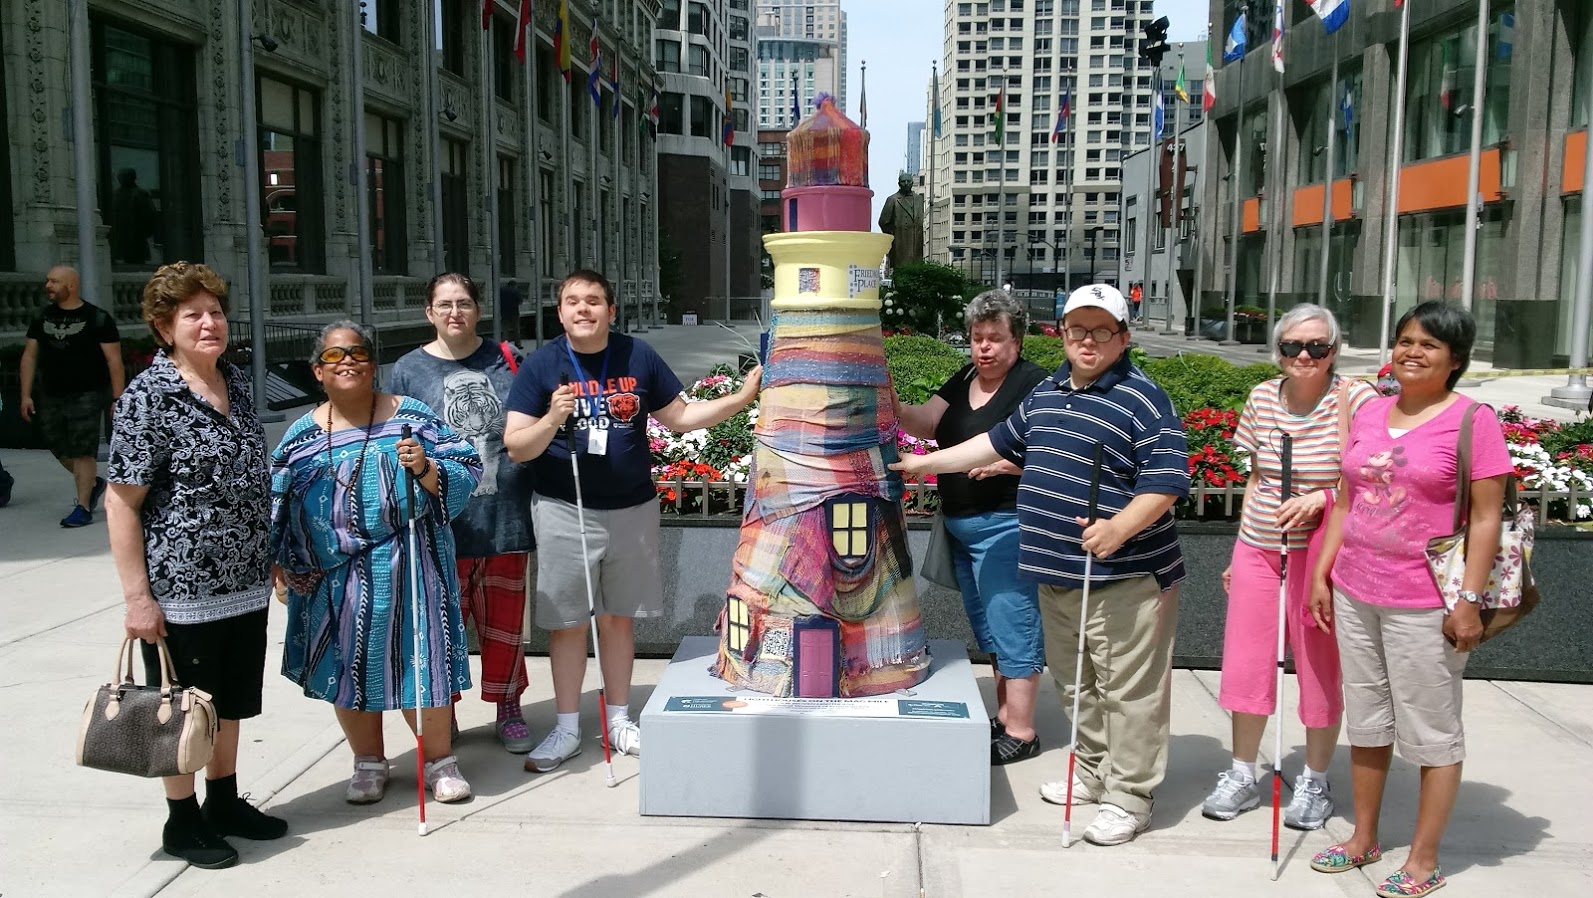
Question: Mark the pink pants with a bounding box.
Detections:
[1218,538,1343,728]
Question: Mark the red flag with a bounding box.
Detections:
[513,0,531,63]
[481,0,493,29]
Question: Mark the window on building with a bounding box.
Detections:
[539,167,555,276]
[537,43,556,121]
[440,138,469,273]
[365,114,406,276]
[688,2,708,35]
[661,0,682,30]
[361,0,401,43]
[569,74,587,136]
[1403,6,1515,162]
[1576,4,1593,127]
[688,44,708,76]
[690,95,714,138]
[661,92,685,134]
[93,19,203,270]
[439,0,465,75]
[493,14,516,100]
[257,77,323,272]
[657,39,681,73]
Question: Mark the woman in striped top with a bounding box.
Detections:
[1201,304,1377,830]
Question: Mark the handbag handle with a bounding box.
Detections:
[1448,401,1524,550]
[114,636,179,695]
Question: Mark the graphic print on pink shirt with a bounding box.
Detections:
[1357,446,1408,513]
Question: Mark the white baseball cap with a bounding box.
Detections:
[1062,283,1129,323]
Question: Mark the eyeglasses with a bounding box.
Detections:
[1063,325,1123,343]
[317,345,374,365]
[1277,341,1335,359]
[431,300,477,313]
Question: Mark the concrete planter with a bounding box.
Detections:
[520,517,1593,685]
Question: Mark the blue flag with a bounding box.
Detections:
[1152,82,1164,142]
[1224,13,1248,62]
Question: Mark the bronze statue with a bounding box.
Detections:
[877,174,924,272]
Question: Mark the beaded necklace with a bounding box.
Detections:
[323,392,380,493]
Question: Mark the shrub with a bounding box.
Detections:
[884,334,966,403]
[880,262,978,336]
[1141,353,1278,414]
[1020,335,1067,373]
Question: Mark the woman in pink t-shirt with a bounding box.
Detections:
[1306,302,1511,898]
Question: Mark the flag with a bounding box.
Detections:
[612,57,622,118]
[992,85,1005,145]
[791,72,801,126]
[481,0,493,29]
[513,0,531,63]
[1271,2,1285,74]
[1204,42,1218,111]
[931,67,942,138]
[1224,13,1248,62]
[723,84,735,146]
[1152,80,1164,142]
[647,88,660,137]
[1174,63,1189,103]
[1439,39,1457,112]
[1051,87,1070,143]
[555,0,571,82]
[1340,82,1354,145]
[1498,12,1515,59]
[859,76,868,127]
[1307,0,1350,34]
[588,17,603,108]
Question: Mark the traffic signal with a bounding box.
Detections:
[1140,16,1171,68]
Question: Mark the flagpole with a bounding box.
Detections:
[1063,90,1073,296]
[1263,1,1285,345]
[1459,0,1491,312]
[1139,68,1160,327]
[995,76,1005,288]
[928,61,938,264]
[1162,47,1185,335]
[1377,0,1414,365]
[350,0,374,331]
[1545,50,1593,408]
[1189,70,1208,341]
[426,4,446,273]
[1221,48,1244,346]
[562,69,574,278]
[1318,33,1338,307]
[481,11,502,342]
[524,8,544,348]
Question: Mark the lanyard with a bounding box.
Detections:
[562,338,610,393]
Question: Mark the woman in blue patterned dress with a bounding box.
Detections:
[270,321,482,805]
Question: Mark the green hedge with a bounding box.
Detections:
[1141,354,1279,414]
[884,334,967,404]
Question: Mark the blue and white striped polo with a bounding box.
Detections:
[987,353,1189,591]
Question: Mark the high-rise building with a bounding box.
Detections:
[926,0,1161,289]
[755,1,848,112]
[904,122,926,176]
[754,34,842,131]
[656,0,762,314]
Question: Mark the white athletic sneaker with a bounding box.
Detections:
[1201,770,1261,821]
[423,755,472,803]
[608,718,641,757]
[524,727,582,772]
[1082,803,1151,846]
[1284,774,1334,830]
[1038,771,1101,806]
[345,755,390,804]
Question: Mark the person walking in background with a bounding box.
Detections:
[499,279,523,346]
[106,263,285,869]
[1202,304,1377,830]
[20,265,124,527]
[271,321,483,806]
[1307,301,1511,897]
[504,270,760,773]
[892,284,1188,846]
[389,273,538,753]
[893,290,1049,765]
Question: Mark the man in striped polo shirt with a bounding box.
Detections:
[893,283,1188,846]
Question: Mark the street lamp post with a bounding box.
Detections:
[1087,227,1102,284]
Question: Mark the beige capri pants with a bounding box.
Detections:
[1333,588,1469,767]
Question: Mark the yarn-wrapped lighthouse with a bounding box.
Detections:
[712,95,930,698]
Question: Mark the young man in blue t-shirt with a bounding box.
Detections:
[504,270,760,773]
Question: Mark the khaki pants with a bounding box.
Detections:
[1039,576,1180,815]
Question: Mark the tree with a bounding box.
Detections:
[880,261,979,335]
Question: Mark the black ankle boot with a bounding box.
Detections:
[202,777,288,841]
[164,797,240,869]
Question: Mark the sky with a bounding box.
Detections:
[845,0,1212,225]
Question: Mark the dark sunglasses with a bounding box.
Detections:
[1277,340,1334,359]
[317,345,374,365]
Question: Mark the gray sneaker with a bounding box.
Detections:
[1201,770,1261,821]
[1284,773,1334,830]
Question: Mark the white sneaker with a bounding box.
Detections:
[423,755,472,803]
[1082,803,1151,846]
[345,755,389,804]
[524,727,582,773]
[607,718,641,757]
[1039,771,1101,806]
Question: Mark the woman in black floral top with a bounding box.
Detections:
[106,263,286,870]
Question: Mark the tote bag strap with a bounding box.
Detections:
[1451,401,1478,534]
[1335,376,1352,456]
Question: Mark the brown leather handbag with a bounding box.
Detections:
[76,637,218,778]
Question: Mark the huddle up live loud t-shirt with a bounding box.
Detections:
[505,333,684,510]
[1330,396,1513,610]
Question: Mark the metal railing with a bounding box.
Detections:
[649,477,1593,527]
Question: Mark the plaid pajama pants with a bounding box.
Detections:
[456,552,532,704]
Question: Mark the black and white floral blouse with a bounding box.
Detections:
[108,351,272,624]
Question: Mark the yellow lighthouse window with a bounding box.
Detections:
[829,499,871,559]
[725,597,751,653]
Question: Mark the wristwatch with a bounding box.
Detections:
[1456,590,1481,607]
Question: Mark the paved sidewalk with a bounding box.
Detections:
[1,445,1588,897]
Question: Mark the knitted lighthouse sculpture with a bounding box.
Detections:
[713,96,931,697]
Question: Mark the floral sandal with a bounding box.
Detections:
[1310,843,1384,873]
[1376,868,1446,897]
